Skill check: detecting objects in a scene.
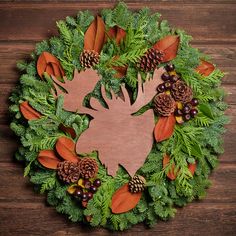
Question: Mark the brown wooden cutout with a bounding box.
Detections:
[52,69,100,115]
[53,68,165,177]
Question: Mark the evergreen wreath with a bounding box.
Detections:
[9,2,228,231]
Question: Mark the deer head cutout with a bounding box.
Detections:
[52,68,165,177]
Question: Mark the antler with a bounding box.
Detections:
[52,69,100,116]
[131,67,165,113]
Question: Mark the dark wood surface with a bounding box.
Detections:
[0,1,236,235]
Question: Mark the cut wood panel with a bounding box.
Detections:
[0,3,236,42]
[0,202,235,235]
[0,43,235,84]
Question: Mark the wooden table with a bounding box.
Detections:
[0,1,235,235]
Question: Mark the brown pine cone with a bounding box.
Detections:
[80,50,100,68]
[153,93,176,116]
[171,80,193,103]
[137,48,163,72]
[78,158,98,179]
[57,161,80,184]
[128,175,146,193]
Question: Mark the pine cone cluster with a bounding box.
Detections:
[171,80,193,103]
[57,161,80,184]
[80,50,100,68]
[137,48,163,72]
[78,158,98,179]
[128,175,146,193]
[153,93,176,116]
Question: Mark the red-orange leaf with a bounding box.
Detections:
[163,154,176,180]
[37,51,65,79]
[56,137,79,163]
[188,162,197,176]
[153,35,180,62]
[37,150,61,169]
[20,101,41,120]
[84,16,105,53]
[107,26,126,45]
[154,114,176,142]
[59,124,76,139]
[195,60,215,76]
[113,65,128,78]
[111,183,142,214]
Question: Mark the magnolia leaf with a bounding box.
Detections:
[56,137,79,163]
[84,16,105,53]
[37,51,65,79]
[163,154,176,180]
[153,35,180,62]
[37,150,61,169]
[199,103,214,119]
[111,183,142,214]
[20,101,41,120]
[154,114,176,142]
[188,162,197,176]
[196,60,215,76]
[59,124,76,139]
[107,25,126,45]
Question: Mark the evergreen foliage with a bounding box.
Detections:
[9,2,227,231]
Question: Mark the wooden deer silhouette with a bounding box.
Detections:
[52,68,165,177]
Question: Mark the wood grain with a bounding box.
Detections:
[0,1,235,235]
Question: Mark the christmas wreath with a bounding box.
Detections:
[9,2,228,231]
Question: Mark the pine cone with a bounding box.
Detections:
[78,158,98,179]
[128,175,146,193]
[57,161,80,184]
[153,93,176,116]
[80,50,100,68]
[171,80,193,103]
[137,48,163,72]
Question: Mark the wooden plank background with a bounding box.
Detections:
[0,1,235,235]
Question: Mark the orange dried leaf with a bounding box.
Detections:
[154,114,176,142]
[107,26,126,45]
[84,16,105,53]
[153,35,180,62]
[163,154,176,180]
[111,183,142,214]
[56,137,79,163]
[59,124,76,139]
[37,51,65,79]
[188,162,197,176]
[20,101,41,120]
[195,60,215,76]
[37,150,60,169]
[113,65,128,78]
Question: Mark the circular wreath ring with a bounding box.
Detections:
[9,2,228,231]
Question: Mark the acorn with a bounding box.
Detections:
[170,74,180,83]
[81,192,88,202]
[164,81,172,90]
[183,105,191,114]
[165,63,175,72]
[190,109,198,118]
[191,98,199,106]
[184,114,191,121]
[90,185,97,193]
[93,179,101,187]
[161,72,170,81]
[157,83,166,93]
